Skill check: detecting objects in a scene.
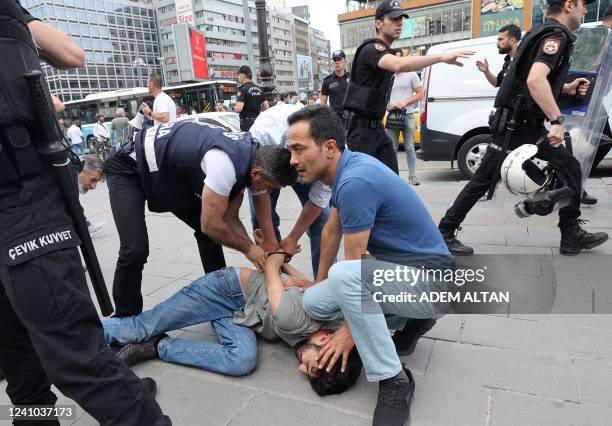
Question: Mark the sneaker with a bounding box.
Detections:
[373,366,415,426]
[393,319,436,356]
[116,333,168,367]
[560,222,608,256]
[408,175,420,186]
[581,191,598,205]
[88,221,106,237]
[440,228,474,256]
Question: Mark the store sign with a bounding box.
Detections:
[479,0,524,37]
[190,28,209,79]
[176,0,194,25]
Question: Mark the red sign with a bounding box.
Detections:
[189,28,209,79]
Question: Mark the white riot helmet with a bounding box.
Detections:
[501,144,550,196]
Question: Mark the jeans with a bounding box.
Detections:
[248,182,330,276]
[303,260,446,382]
[386,112,417,173]
[72,142,85,155]
[102,268,258,376]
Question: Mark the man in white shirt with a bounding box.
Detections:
[93,113,110,147]
[67,120,85,155]
[140,73,176,126]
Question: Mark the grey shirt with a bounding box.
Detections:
[233,270,330,347]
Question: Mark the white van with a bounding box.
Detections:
[418,23,610,179]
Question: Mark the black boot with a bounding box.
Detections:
[440,227,474,256]
[581,191,598,205]
[117,333,168,366]
[373,366,415,426]
[560,223,608,256]
[393,319,436,356]
[142,377,157,397]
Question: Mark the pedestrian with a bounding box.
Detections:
[0,2,169,423]
[234,65,269,131]
[287,91,299,105]
[320,49,350,121]
[140,73,176,126]
[342,0,473,174]
[76,154,106,236]
[385,48,423,184]
[476,24,522,87]
[278,92,289,104]
[215,102,226,112]
[92,112,110,155]
[111,107,129,149]
[67,119,85,155]
[438,0,608,257]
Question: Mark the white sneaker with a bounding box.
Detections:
[408,175,420,186]
[88,222,106,237]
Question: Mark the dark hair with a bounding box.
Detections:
[252,145,297,186]
[547,0,579,17]
[280,92,288,101]
[294,340,363,396]
[604,4,612,20]
[287,90,298,98]
[287,105,346,152]
[499,24,522,41]
[148,73,162,89]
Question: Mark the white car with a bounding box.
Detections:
[177,112,240,132]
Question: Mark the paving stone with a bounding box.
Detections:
[142,260,197,279]
[423,314,464,341]
[572,358,612,407]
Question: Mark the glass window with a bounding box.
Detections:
[68,23,79,35]
[56,7,67,19]
[90,26,100,37]
[78,24,89,35]
[92,38,102,49]
[66,8,77,20]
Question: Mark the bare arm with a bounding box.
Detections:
[252,192,279,252]
[234,101,244,113]
[378,50,474,74]
[223,192,251,241]
[28,20,85,69]
[150,111,169,123]
[398,86,424,109]
[261,100,270,112]
[316,207,342,282]
[201,186,252,252]
[343,229,370,261]
[526,63,560,121]
[263,254,286,313]
[319,94,329,106]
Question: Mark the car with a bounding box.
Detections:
[177,112,240,132]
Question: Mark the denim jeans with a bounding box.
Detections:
[102,268,258,376]
[303,260,446,382]
[72,142,85,155]
[386,112,417,173]
[248,182,330,276]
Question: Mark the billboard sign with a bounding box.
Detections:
[479,0,524,37]
[190,28,209,79]
[176,0,194,25]
[296,54,312,82]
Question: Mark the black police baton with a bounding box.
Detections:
[486,95,525,199]
[23,70,114,316]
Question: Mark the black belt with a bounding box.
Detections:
[516,117,545,127]
[350,115,383,129]
[240,117,256,122]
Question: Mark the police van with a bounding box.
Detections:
[418,23,610,179]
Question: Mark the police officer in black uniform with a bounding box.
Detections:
[343,0,473,174]
[103,120,296,317]
[320,50,350,120]
[476,24,521,88]
[439,0,608,256]
[0,2,170,424]
[235,65,269,131]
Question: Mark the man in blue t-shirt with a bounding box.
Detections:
[285,105,454,426]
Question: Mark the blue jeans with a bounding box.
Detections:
[102,268,258,376]
[249,182,329,276]
[386,112,417,173]
[303,260,445,382]
[72,142,85,155]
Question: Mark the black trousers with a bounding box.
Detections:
[240,117,256,132]
[346,123,399,174]
[106,172,225,317]
[0,170,169,425]
[439,125,582,233]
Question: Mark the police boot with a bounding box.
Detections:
[560,222,608,256]
[440,227,474,256]
[117,333,168,366]
[373,366,415,426]
[142,377,157,397]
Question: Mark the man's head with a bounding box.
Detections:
[497,24,521,54]
[95,113,104,123]
[287,91,299,105]
[215,102,224,111]
[331,50,347,73]
[603,4,612,28]
[294,331,363,396]
[546,0,589,31]
[394,48,404,57]
[250,145,297,193]
[78,155,104,194]
[71,120,80,128]
[147,73,163,95]
[375,0,408,40]
[286,105,346,185]
[115,107,126,117]
[279,92,289,103]
[238,65,253,84]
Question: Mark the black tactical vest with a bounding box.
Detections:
[342,38,394,120]
[494,19,575,116]
[134,121,258,213]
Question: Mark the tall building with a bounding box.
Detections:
[23,0,161,102]
[309,28,331,94]
[153,0,259,85]
[268,7,297,93]
[292,14,311,94]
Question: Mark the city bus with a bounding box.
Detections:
[63,80,238,147]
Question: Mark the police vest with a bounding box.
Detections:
[342,38,394,120]
[134,121,258,213]
[494,20,574,116]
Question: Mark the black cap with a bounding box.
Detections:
[332,50,346,60]
[375,0,409,20]
[546,0,596,5]
[238,65,252,76]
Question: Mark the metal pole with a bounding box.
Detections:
[157,56,167,86]
[255,0,276,104]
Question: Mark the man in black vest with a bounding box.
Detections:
[0,2,170,423]
[320,50,350,120]
[342,0,473,174]
[235,65,269,131]
[104,121,296,317]
[439,0,608,256]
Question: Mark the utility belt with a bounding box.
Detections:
[0,124,44,186]
[347,112,383,129]
[488,108,545,133]
[240,116,257,123]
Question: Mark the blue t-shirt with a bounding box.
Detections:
[331,150,452,263]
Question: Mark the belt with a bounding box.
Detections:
[240,117,256,122]
[351,115,383,129]
[516,117,545,127]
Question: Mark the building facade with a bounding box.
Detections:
[309,28,331,94]
[23,0,160,102]
[268,7,297,93]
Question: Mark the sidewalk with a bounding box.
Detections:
[2,156,611,425]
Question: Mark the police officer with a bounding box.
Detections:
[438,0,608,256]
[0,2,170,424]
[235,65,269,131]
[320,50,350,119]
[343,0,473,174]
[476,24,522,88]
[103,120,296,317]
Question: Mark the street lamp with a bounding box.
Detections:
[157,56,167,87]
[255,0,276,103]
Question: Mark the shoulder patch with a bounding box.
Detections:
[542,39,560,55]
[374,43,386,52]
[237,92,241,97]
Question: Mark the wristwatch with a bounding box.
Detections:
[550,115,565,125]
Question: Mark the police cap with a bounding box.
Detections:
[545,0,596,5]
[238,65,252,77]
[375,0,409,20]
[332,50,346,60]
